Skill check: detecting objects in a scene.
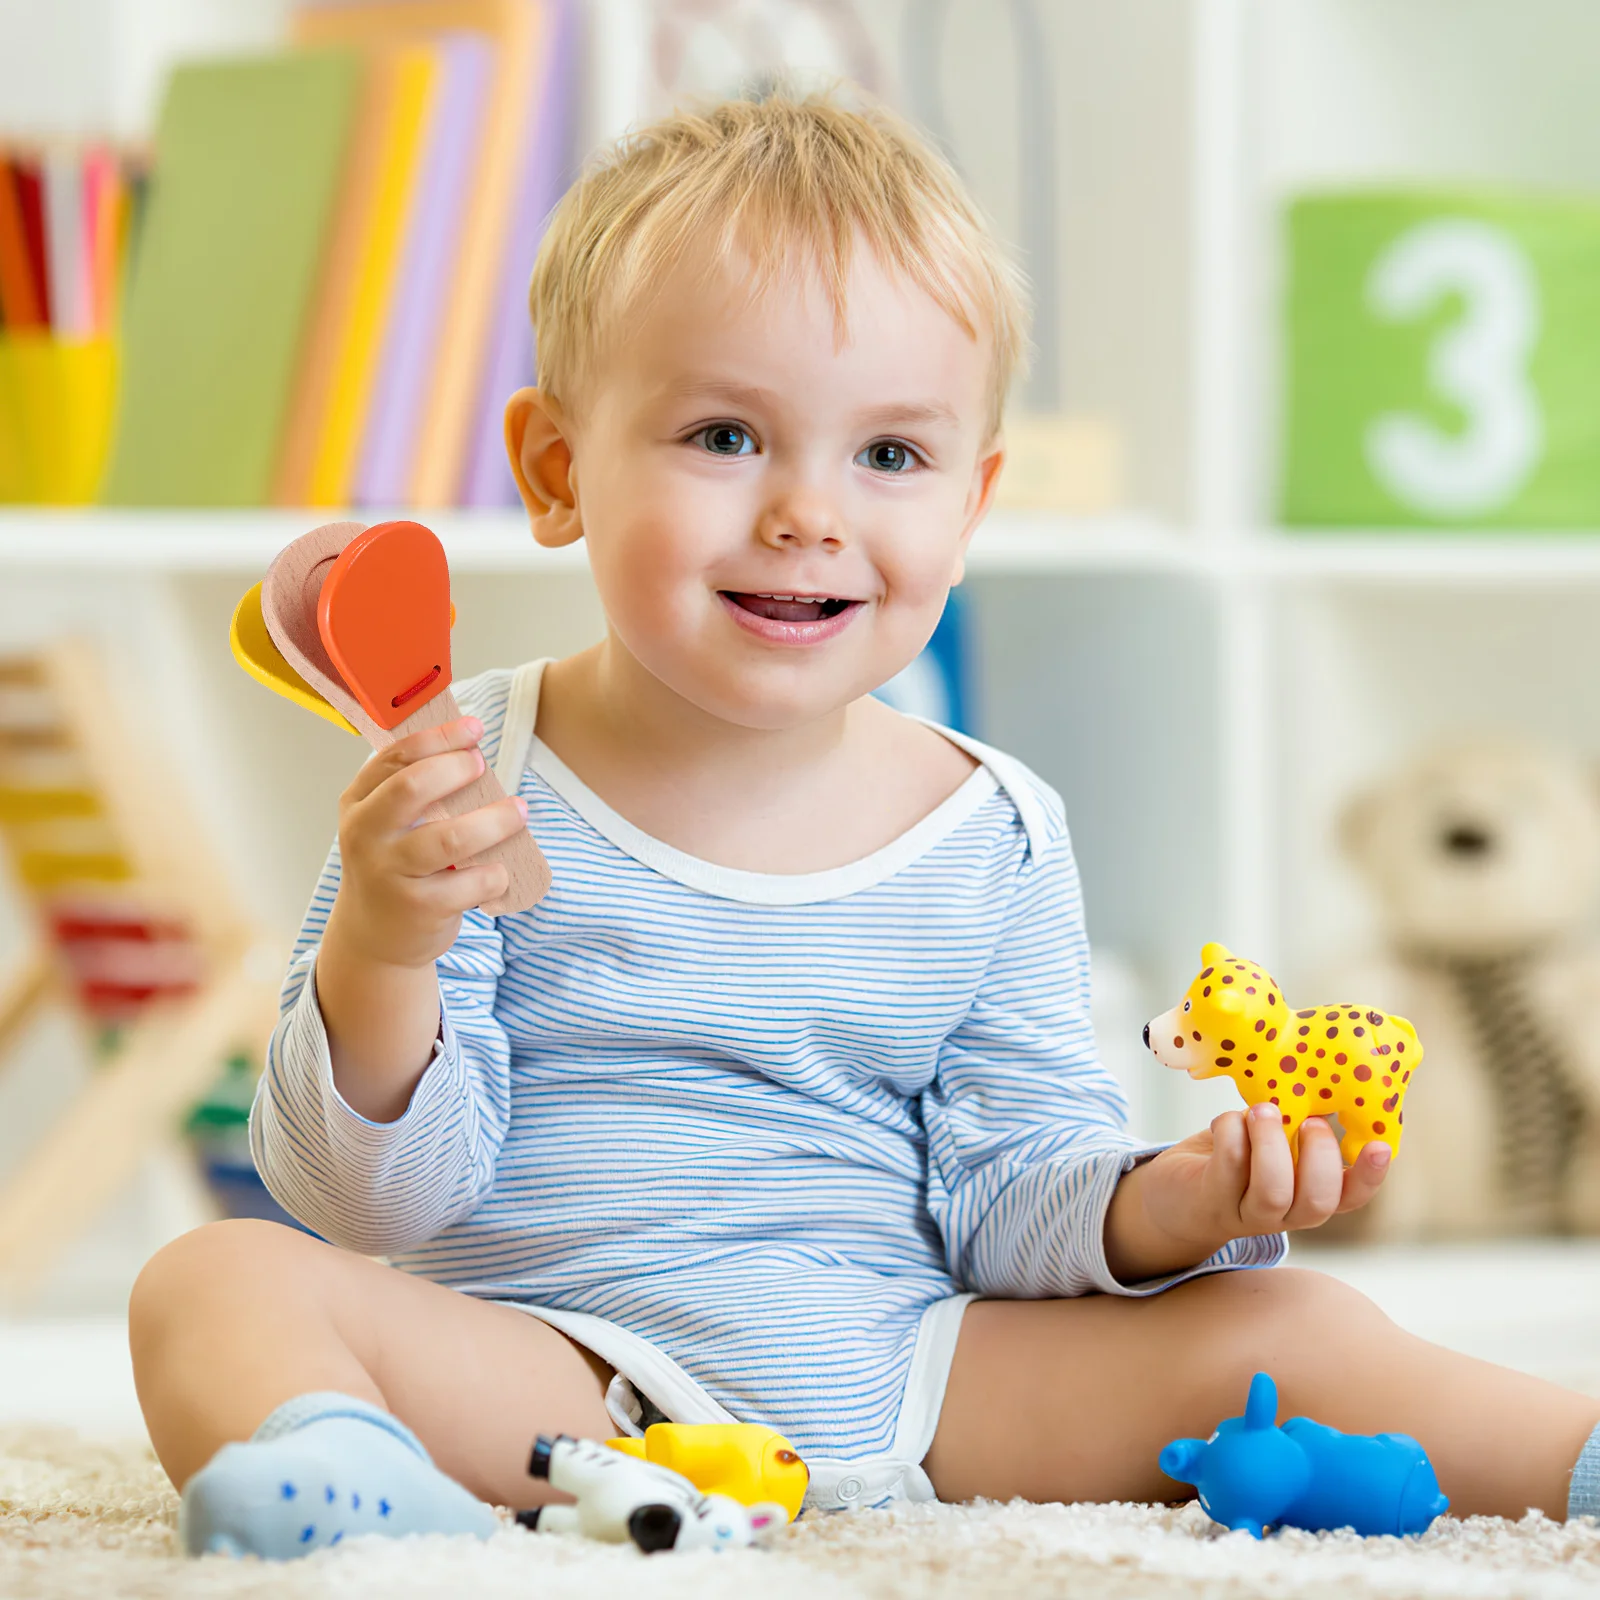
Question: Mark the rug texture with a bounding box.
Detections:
[6,1426,1600,1600]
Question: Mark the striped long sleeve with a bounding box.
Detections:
[250,847,514,1256]
[925,813,1287,1297]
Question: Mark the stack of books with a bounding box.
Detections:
[0,146,143,502]
[98,0,578,512]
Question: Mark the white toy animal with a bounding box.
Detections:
[518,1435,788,1553]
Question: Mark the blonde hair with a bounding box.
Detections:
[527,88,1031,437]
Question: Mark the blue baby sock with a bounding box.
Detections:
[1571,1422,1600,1521]
[179,1391,499,1558]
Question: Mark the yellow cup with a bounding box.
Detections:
[0,334,119,504]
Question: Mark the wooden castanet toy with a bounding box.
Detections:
[252,520,550,916]
[230,581,357,735]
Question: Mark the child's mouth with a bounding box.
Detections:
[723,592,855,623]
[717,590,864,645]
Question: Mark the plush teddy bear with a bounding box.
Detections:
[1330,737,1600,1239]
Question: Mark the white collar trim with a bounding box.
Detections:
[497,659,1044,906]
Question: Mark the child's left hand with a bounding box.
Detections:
[1103,1105,1391,1283]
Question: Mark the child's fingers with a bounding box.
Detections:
[1237,1103,1295,1230]
[359,747,491,836]
[1335,1141,1393,1214]
[394,796,528,877]
[343,717,484,805]
[1200,1110,1250,1217]
[413,860,511,916]
[1281,1117,1344,1229]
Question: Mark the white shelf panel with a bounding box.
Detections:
[1260,530,1600,583]
[8,510,1600,584]
[0,508,1196,576]
[0,510,590,573]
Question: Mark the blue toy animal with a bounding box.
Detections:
[1158,1372,1449,1539]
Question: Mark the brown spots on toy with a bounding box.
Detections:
[1159,948,1419,1165]
[1372,1120,1386,1135]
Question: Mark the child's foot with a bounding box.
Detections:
[179,1392,499,1558]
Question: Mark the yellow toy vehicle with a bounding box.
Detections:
[606,1423,809,1522]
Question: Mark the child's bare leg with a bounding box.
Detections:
[924,1267,1600,1520]
[129,1218,615,1508]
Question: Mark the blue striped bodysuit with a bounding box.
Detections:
[251,660,1285,1510]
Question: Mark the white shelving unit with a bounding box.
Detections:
[4,0,1600,1149]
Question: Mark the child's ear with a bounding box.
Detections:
[951,435,1005,585]
[505,388,583,547]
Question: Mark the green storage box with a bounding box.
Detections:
[1283,189,1600,528]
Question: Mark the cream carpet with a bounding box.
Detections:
[7,1426,1600,1600]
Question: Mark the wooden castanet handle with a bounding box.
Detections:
[392,688,551,916]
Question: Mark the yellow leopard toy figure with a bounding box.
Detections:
[1145,943,1421,1164]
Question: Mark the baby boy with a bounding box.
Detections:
[130,91,1600,1558]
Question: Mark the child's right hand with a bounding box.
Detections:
[328,715,529,969]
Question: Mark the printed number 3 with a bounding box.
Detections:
[1364,218,1544,517]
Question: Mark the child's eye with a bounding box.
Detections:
[856,438,921,474]
[694,424,757,457]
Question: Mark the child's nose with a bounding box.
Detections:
[756,489,844,551]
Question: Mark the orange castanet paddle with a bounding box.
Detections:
[261,519,549,915]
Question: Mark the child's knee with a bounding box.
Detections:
[130,1220,313,1354]
[1186,1266,1389,1354]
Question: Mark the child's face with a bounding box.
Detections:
[515,239,1003,731]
